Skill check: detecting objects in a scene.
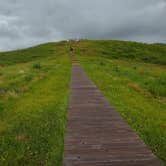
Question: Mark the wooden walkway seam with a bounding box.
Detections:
[63,56,161,166]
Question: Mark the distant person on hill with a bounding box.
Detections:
[70,47,74,56]
[70,47,74,52]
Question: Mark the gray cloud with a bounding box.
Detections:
[0,0,166,50]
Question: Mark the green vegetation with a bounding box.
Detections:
[75,40,166,65]
[76,40,166,163]
[0,39,166,165]
[0,42,71,165]
[0,42,65,65]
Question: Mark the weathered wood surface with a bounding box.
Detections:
[63,57,161,166]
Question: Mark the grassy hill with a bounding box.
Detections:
[0,41,71,165]
[76,40,166,163]
[0,40,166,165]
[75,40,166,65]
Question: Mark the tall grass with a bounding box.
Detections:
[76,40,166,65]
[0,42,71,165]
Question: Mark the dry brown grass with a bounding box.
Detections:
[159,97,166,104]
[128,81,151,96]
[15,134,28,142]
[19,85,29,93]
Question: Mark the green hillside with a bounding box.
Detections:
[0,42,71,165]
[75,40,166,65]
[0,40,166,165]
[76,40,166,163]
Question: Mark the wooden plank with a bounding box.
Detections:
[63,57,161,166]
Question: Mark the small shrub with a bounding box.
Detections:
[25,75,33,82]
[33,63,41,69]
[99,61,105,66]
[113,66,120,72]
[102,51,109,55]
[0,102,4,112]
[133,66,137,70]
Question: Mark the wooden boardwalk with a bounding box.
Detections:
[63,57,161,166]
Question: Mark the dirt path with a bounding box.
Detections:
[63,56,161,165]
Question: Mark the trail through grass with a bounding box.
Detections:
[1,39,166,165]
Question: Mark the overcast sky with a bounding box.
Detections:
[0,0,166,51]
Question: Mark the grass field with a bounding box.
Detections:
[76,40,166,163]
[0,42,71,165]
[0,39,166,165]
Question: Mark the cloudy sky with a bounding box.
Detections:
[0,0,166,51]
